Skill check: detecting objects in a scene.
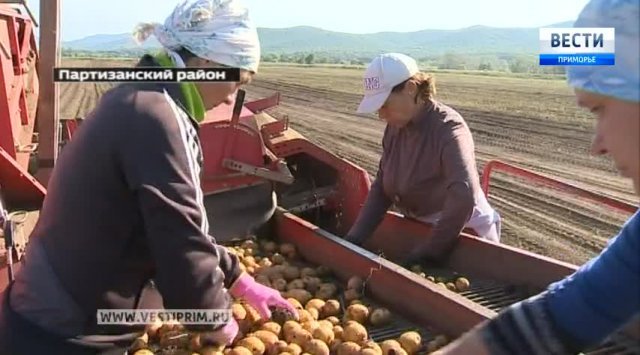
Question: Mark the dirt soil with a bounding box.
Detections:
[58,59,639,266]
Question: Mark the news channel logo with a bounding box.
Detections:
[539,28,615,66]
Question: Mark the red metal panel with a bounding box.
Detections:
[481,160,637,215]
[273,208,496,337]
[0,146,45,208]
[244,92,280,113]
[363,212,578,289]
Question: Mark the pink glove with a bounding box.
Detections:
[199,316,239,346]
[229,273,299,320]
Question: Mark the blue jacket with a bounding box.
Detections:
[546,208,640,345]
[481,209,640,354]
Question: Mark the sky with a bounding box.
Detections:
[23,0,591,42]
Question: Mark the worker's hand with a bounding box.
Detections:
[229,273,299,321]
[198,316,240,347]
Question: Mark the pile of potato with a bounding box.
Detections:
[128,240,451,355]
[408,265,471,294]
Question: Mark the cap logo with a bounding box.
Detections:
[364,77,381,91]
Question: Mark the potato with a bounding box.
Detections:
[283,343,303,355]
[305,299,325,312]
[272,278,288,291]
[398,331,421,354]
[284,266,301,281]
[320,300,341,318]
[237,336,266,355]
[343,288,360,303]
[342,321,368,344]
[271,253,286,265]
[345,304,369,324]
[279,243,296,254]
[317,319,334,330]
[286,289,313,305]
[283,320,302,337]
[303,277,322,294]
[298,309,316,324]
[287,279,306,291]
[244,304,263,324]
[346,276,364,291]
[252,330,279,349]
[260,322,282,337]
[243,256,257,267]
[361,340,383,355]
[336,341,361,355]
[381,340,403,355]
[315,265,331,277]
[304,339,330,355]
[333,325,344,340]
[300,267,317,278]
[228,347,253,355]
[436,282,447,289]
[330,339,343,352]
[307,307,320,321]
[312,325,335,344]
[455,277,470,291]
[326,316,340,326]
[129,333,148,353]
[259,258,273,268]
[133,350,154,355]
[242,240,257,250]
[262,241,278,253]
[445,283,457,292]
[302,320,320,334]
[287,298,305,311]
[239,263,248,272]
[426,276,436,282]
[315,283,338,300]
[246,266,256,275]
[288,328,313,347]
[266,340,288,355]
[369,308,392,326]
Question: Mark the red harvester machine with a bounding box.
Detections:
[0,1,638,353]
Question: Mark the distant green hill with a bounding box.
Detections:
[62,21,574,57]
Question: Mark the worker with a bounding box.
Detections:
[345,53,501,263]
[435,1,640,354]
[0,0,296,354]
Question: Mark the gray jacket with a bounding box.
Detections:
[8,54,242,340]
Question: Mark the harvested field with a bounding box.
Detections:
[59,59,639,266]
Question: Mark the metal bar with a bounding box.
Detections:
[245,91,280,113]
[481,160,637,215]
[35,0,60,186]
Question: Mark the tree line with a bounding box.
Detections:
[62,49,565,76]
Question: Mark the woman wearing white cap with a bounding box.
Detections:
[346,52,501,264]
[436,0,639,353]
[0,0,296,354]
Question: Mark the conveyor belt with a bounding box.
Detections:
[338,292,438,354]
[417,267,640,355]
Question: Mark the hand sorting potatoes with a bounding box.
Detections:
[129,239,452,354]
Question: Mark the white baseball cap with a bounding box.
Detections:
[356,53,419,114]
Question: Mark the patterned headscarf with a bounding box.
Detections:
[133,0,261,73]
[567,0,639,102]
